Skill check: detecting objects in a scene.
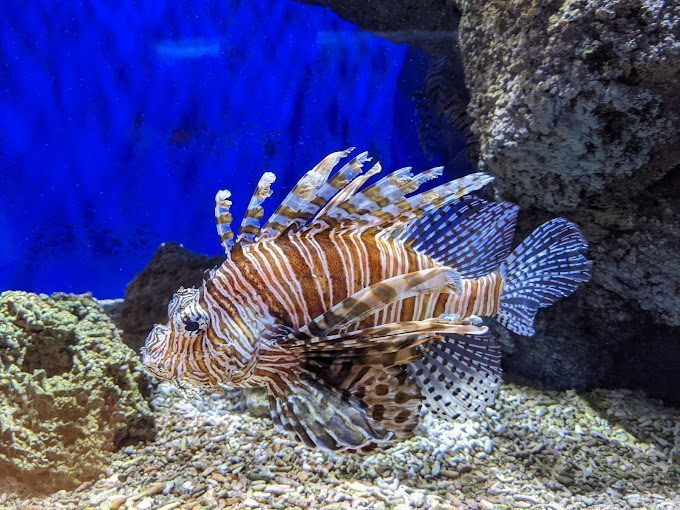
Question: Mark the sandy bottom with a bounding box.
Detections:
[3,381,679,510]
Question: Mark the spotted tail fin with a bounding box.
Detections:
[497,218,592,336]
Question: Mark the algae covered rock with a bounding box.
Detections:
[0,291,155,494]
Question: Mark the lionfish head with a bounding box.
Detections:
[142,286,210,382]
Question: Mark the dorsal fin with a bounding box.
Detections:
[214,189,234,254]
[212,149,495,254]
[311,166,443,231]
[377,172,496,234]
[316,172,494,236]
[312,162,382,227]
[311,151,371,208]
[257,148,354,241]
[401,196,519,278]
[236,172,276,244]
[348,166,443,215]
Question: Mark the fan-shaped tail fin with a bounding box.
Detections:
[497,218,592,336]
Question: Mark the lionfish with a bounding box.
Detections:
[142,148,591,451]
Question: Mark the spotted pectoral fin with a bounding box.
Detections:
[319,362,423,440]
[410,331,502,420]
[267,371,391,451]
[286,267,464,343]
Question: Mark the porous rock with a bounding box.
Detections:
[118,243,224,352]
[0,291,155,494]
[456,0,680,401]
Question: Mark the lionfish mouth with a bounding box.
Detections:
[141,324,171,378]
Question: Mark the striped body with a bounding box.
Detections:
[142,148,591,452]
[196,232,503,388]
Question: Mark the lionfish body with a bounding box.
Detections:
[143,149,591,451]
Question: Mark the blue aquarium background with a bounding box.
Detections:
[0,0,466,297]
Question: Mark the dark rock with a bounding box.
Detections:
[0,291,155,494]
[298,1,460,55]
[118,243,224,352]
[293,0,680,402]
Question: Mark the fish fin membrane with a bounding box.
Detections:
[403,196,519,278]
[313,165,441,228]
[311,362,423,440]
[267,370,391,451]
[497,218,592,336]
[343,172,495,234]
[220,149,494,244]
[410,331,502,420]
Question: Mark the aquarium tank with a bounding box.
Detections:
[1,1,678,509]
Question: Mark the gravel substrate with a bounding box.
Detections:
[3,381,679,509]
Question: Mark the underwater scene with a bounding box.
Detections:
[1,1,679,509]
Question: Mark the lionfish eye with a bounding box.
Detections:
[185,320,200,332]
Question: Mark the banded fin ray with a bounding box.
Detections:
[218,148,495,247]
[347,166,443,216]
[318,362,423,441]
[288,267,464,341]
[214,189,235,255]
[309,151,371,212]
[294,319,488,357]
[257,147,355,240]
[315,166,444,229]
[410,331,502,420]
[374,172,496,235]
[313,162,382,225]
[237,172,276,244]
[313,171,495,236]
[267,370,390,451]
